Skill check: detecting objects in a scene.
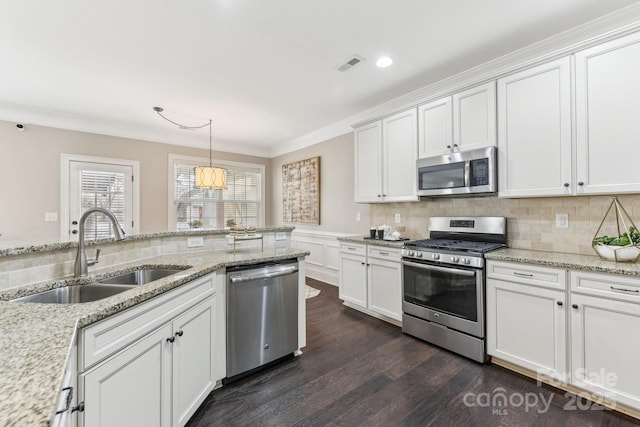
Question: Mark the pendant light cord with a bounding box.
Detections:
[153,106,213,167]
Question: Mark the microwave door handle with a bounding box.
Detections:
[464,161,470,187]
[402,260,476,277]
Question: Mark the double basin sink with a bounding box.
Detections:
[11,268,187,304]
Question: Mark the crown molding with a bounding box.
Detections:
[270,3,640,157]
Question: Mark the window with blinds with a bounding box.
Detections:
[80,170,127,240]
[173,160,262,230]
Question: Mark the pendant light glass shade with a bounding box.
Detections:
[194,166,227,189]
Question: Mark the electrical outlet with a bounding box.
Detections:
[44,212,58,222]
[395,213,401,224]
[187,236,204,248]
[556,213,569,229]
[356,212,361,222]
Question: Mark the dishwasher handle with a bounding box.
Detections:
[229,265,298,283]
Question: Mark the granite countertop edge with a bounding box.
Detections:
[0,246,308,427]
[486,248,640,276]
[0,226,295,257]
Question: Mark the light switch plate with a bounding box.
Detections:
[395,213,401,224]
[45,212,58,222]
[356,212,361,222]
[187,236,204,248]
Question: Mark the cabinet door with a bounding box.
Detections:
[172,297,216,427]
[354,121,383,202]
[570,293,640,410]
[338,252,367,308]
[453,81,496,151]
[497,57,572,197]
[368,258,402,321]
[486,278,567,381]
[418,97,452,158]
[575,31,640,195]
[80,324,173,427]
[382,109,418,202]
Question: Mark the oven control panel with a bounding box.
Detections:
[401,249,484,268]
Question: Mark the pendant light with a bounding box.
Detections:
[153,106,227,189]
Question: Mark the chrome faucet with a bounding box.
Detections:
[74,207,126,277]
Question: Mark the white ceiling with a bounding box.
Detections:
[1,0,638,157]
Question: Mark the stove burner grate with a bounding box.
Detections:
[405,239,505,253]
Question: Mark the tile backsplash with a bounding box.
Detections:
[370,194,640,256]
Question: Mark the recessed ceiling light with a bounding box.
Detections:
[376,56,393,68]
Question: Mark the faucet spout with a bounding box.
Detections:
[74,208,126,277]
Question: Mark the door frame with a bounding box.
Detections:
[60,154,140,240]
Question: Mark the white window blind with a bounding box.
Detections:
[79,170,127,240]
[173,160,262,230]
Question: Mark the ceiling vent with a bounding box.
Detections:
[337,56,364,72]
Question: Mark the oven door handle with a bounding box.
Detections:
[402,260,476,277]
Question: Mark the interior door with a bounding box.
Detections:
[66,160,134,240]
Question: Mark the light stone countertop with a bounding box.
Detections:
[0,226,295,257]
[337,235,411,249]
[486,248,640,277]
[0,246,309,427]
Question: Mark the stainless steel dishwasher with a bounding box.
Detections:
[226,259,299,378]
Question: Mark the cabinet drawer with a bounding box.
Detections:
[339,242,366,256]
[80,272,215,371]
[487,260,566,290]
[570,270,640,302]
[367,245,401,261]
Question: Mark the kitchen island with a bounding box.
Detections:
[0,229,308,427]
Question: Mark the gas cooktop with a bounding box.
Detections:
[404,239,506,254]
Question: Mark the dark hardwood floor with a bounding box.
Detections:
[187,279,639,427]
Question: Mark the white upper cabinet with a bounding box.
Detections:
[418,97,452,158]
[354,108,418,203]
[418,82,496,158]
[354,121,383,203]
[575,31,640,195]
[382,109,418,202]
[453,81,497,151]
[497,57,572,197]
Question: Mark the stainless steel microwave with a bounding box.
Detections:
[416,146,497,197]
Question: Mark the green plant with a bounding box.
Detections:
[593,226,640,246]
[189,220,202,228]
[226,219,237,227]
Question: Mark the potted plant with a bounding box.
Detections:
[189,220,202,229]
[592,197,640,262]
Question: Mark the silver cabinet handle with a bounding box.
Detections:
[513,272,534,278]
[378,251,389,256]
[611,286,639,293]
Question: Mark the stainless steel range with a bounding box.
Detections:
[401,216,507,363]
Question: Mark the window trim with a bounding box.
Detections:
[60,154,140,240]
[167,154,266,230]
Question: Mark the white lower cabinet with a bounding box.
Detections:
[338,245,368,307]
[570,271,640,411]
[81,323,173,427]
[172,297,216,426]
[338,243,402,324]
[78,272,221,427]
[486,261,568,381]
[487,260,640,413]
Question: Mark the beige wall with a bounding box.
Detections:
[0,120,271,241]
[271,132,370,235]
[371,194,640,256]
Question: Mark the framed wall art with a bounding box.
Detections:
[282,156,320,224]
